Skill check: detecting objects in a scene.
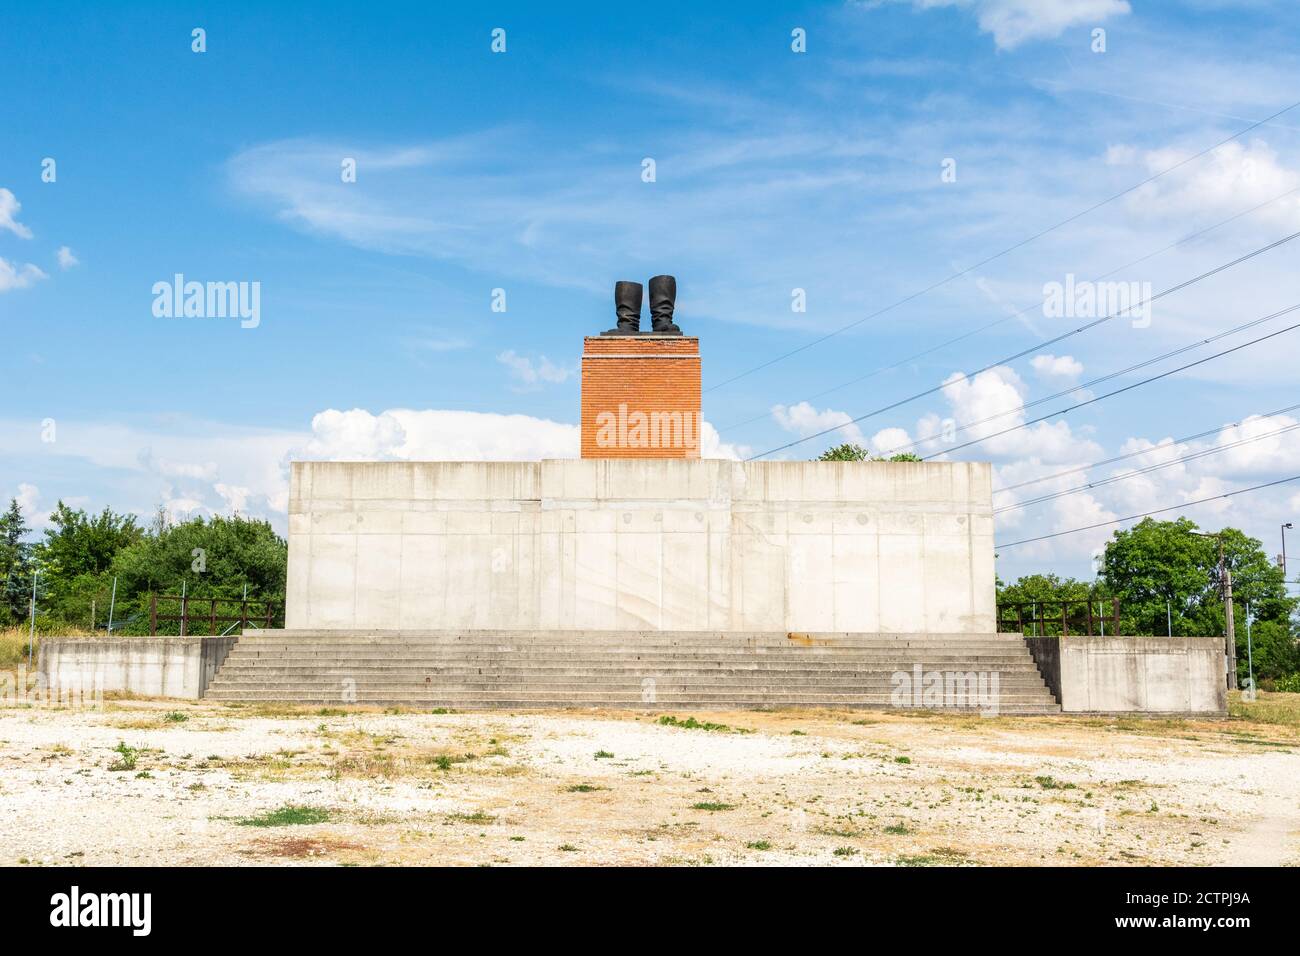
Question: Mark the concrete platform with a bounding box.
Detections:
[286,459,995,634]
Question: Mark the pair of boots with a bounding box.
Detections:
[605,275,681,335]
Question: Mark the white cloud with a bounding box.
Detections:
[0,188,33,239]
[496,350,574,389]
[933,366,1102,463]
[298,407,580,461]
[1204,413,1300,475]
[1030,353,1083,382]
[771,401,864,446]
[15,483,41,526]
[869,426,913,456]
[700,422,750,461]
[214,482,252,514]
[902,0,1130,51]
[0,257,48,292]
[56,246,79,270]
[1116,139,1300,227]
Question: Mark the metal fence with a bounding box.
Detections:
[148,594,281,636]
[996,598,1121,637]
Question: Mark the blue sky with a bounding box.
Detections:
[3,0,1300,583]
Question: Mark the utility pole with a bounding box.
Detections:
[1192,530,1237,690]
[28,567,39,669]
[1224,554,1237,690]
[1245,599,1255,700]
[107,576,117,634]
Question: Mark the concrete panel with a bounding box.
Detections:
[832,532,878,632]
[354,534,402,628]
[307,534,357,628]
[38,637,237,700]
[877,533,925,633]
[1026,636,1226,715]
[287,459,997,634]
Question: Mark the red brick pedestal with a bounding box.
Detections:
[580,336,701,458]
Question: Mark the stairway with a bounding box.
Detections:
[203,629,1061,714]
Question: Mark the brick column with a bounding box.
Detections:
[581,335,701,458]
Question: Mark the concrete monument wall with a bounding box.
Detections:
[1025,636,1227,714]
[285,459,996,634]
[38,636,238,700]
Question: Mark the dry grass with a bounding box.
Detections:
[1229,690,1300,729]
[0,629,38,667]
[0,625,102,667]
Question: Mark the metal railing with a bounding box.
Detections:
[148,594,281,636]
[997,598,1121,637]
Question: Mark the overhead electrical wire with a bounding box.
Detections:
[719,184,1300,434]
[993,400,1300,495]
[876,303,1300,458]
[746,229,1300,459]
[707,98,1300,394]
[994,420,1300,514]
[996,475,1300,549]
[921,314,1300,459]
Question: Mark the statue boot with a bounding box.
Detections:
[604,280,643,334]
[649,274,681,334]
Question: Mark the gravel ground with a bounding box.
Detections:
[1,695,1297,867]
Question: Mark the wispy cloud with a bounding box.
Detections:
[0,257,47,292]
[0,188,33,239]
[496,350,574,390]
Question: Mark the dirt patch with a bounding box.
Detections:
[1,695,1297,866]
[243,837,364,860]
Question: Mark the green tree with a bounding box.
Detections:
[0,498,33,625]
[818,443,872,461]
[1098,517,1297,682]
[109,514,287,634]
[1099,517,1213,635]
[816,443,923,463]
[996,572,1106,635]
[30,502,143,625]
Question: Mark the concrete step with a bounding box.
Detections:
[215,650,1045,665]
[207,629,1059,712]
[205,695,1060,714]
[243,629,1019,644]
[208,671,1050,686]
[235,640,1029,653]
[210,665,1045,681]
[220,647,1034,660]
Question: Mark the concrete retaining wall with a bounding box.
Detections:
[1026,636,1226,715]
[286,459,996,634]
[38,637,238,700]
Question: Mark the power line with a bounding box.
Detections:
[747,229,1300,459]
[994,420,1300,514]
[880,303,1300,457]
[922,313,1300,460]
[993,400,1300,495]
[719,184,1300,434]
[996,475,1300,549]
[707,98,1300,394]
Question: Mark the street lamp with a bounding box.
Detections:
[1192,529,1237,690]
[1283,523,1293,579]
